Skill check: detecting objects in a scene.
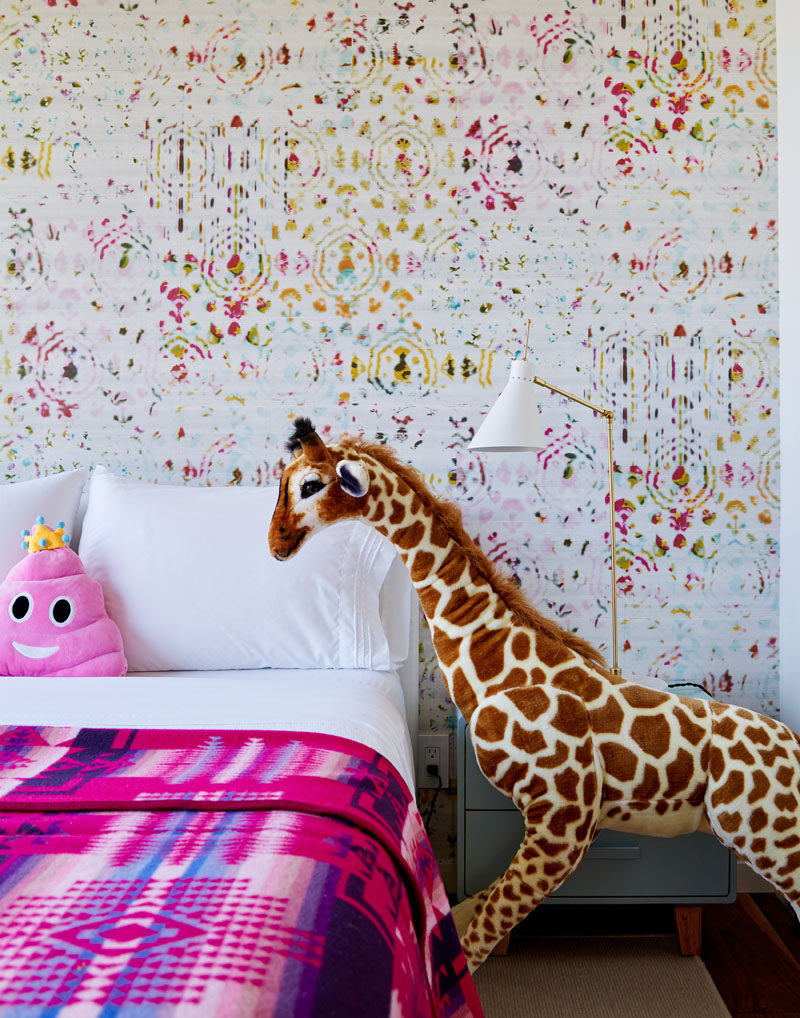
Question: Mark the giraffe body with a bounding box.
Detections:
[269,419,800,971]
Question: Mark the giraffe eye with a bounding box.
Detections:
[300,478,326,500]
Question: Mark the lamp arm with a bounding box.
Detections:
[532,375,621,676]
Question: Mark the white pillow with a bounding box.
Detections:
[78,468,397,672]
[0,469,89,579]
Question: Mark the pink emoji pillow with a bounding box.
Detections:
[0,517,126,677]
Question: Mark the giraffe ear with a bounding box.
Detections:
[335,458,369,498]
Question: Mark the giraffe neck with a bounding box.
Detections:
[356,449,574,721]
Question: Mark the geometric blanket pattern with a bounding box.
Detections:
[0,726,483,1017]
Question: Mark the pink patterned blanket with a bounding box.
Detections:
[0,726,483,1018]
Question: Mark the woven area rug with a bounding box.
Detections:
[472,935,731,1018]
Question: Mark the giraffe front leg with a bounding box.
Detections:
[460,808,597,972]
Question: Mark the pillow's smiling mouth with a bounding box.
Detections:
[12,642,58,659]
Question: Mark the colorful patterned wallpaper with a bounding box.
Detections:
[0,0,778,743]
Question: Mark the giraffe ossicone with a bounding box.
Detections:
[269,419,800,972]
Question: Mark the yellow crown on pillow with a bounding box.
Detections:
[21,516,71,554]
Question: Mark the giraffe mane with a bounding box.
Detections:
[341,436,609,672]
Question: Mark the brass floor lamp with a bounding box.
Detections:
[470,334,622,676]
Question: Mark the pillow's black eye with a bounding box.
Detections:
[49,597,74,627]
[9,594,32,622]
[300,478,325,499]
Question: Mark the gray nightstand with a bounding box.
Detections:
[456,716,736,953]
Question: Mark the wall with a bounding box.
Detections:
[777,0,799,733]
[1,1,779,749]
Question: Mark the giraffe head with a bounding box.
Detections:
[268,418,371,560]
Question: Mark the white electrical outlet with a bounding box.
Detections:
[417,734,449,789]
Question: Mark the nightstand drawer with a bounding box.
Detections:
[462,813,734,901]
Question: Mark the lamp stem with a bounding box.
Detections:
[533,375,622,677]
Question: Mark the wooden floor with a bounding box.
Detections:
[702,894,800,1018]
[507,894,800,1018]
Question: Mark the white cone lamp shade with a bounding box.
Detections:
[470,358,545,451]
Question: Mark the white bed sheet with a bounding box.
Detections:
[0,668,416,792]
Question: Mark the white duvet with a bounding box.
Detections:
[0,668,416,792]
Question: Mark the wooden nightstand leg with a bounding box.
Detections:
[674,905,703,955]
[491,933,511,956]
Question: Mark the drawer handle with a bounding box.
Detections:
[586,846,641,861]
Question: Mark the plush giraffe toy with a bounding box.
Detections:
[268,418,800,972]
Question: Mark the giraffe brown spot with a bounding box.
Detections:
[389,500,405,525]
[486,667,528,695]
[501,760,530,792]
[603,786,624,802]
[717,811,742,833]
[748,770,770,804]
[575,813,594,842]
[452,668,478,721]
[507,686,551,723]
[439,553,467,587]
[470,628,509,680]
[511,722,547,756]
[673,705,706,746]
[535,838,568,859]
[744,724,770,746]
[775,817,797,832]
[621,685,670,709]
[581,674,605,703]
[688,781,705,807]
[530,667,548,685]
[600,743,638,783]
[778,851,800,877]
[776,835,800,850]
[534,631,573,668]
[383,479,394,496]
[475,705,509,743]
[432,629,460,668]
[776,792,799,812]
[575,737,594,768]
[632,763,660,801]
[395,520,426,551]
[555,767,580,802]
[750,807,769,833]
[527,800,555,824]
[551,695,589,739]
[589,696,625,734]
[630,714,671,758]
[443,588,492,627]
[551,667,587,695]
[521,773,548,800]
[751,838,767,853]
[410,550,435,582]
[511,632,531,660]
[550,805,582,837]
[729,741,756,766]
[544,860,568,876]
[429,519,450,549]
[501,884,522,901]
[664,748,695,798]
[655,801,669,814]
[714,716,738,741]
[370,502,385,523]
[476,746,507,779]
[710,768,745,808]
[709,746,726,782]
[418,585,442,616]
[776,765,795,787]
[583,772,598,806]
[759,745,790,767]
[536,741,570,770]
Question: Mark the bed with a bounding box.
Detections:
[0,468,483,1017]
